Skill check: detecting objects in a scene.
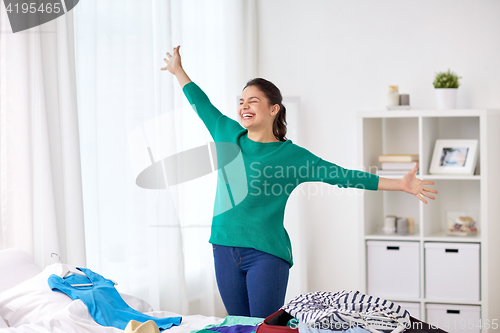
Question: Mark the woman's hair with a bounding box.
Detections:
[243,78,287,141]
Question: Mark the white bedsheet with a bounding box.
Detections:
[0,300,224,333]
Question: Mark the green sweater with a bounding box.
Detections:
[183,82,379,267]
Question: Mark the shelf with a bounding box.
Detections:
[358,109,500,118]
[420,175,481,180]
[388,298,483,307]
[424,231,481,242]
[390,297,423,303]
[422,179,480,237]
[365,234,420,241]
[423,300,483,306]
[359,109,500,324]
[364,233,481,243]
[363,190,420,236]
[376,174,481,180]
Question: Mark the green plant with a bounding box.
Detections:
[433,69,462,88]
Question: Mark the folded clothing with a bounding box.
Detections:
[192,316,265,333]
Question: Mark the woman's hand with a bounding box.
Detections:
[161,45,183,75]
[161,45,192,88]
[400,163,438,204]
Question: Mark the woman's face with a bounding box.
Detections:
[239,85,279,130]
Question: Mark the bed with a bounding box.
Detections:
[0,248,446,333]
[0,248,224,333]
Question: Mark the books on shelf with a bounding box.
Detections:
[381,162,417,170]
[376,169,418,176]
[378,154,419,163]
[377,155,419,176]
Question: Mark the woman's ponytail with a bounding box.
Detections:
[273,103,287,142]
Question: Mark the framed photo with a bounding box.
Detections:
[429,139,479,175]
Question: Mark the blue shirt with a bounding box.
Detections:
[48,267,182,331]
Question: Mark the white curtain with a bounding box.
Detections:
[73,0,257,316]
[0,4,85,268]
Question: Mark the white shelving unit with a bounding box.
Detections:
[357,109,500,331]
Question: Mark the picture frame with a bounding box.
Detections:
[429,139,478,175]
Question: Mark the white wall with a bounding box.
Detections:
[257,0,500,293]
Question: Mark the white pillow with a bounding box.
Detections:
[0,248,41,293]
[0,263,74,327]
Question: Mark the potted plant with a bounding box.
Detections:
[433,69,462,109]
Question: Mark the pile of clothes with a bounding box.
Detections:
[281,290,410,333]
[191,290,447,333]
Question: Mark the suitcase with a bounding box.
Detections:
[256,309,297,333]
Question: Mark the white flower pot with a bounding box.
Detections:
[435,88,458,109]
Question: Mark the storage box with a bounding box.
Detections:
[367,241,420,299]
[426,304,481,333]
[394,301,421,320]
[425,242,480,301]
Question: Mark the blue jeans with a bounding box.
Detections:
[212,244,289,318]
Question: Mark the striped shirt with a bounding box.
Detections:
[281,290,410,333]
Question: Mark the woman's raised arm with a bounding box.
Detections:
[161,45,233,139]
[161,45,192,88]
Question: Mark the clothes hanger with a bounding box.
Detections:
[62,269,87,277]
[71,282,94,287]
[61,266,94,287]
[50,255,93,287]
[51,255,117,287]
[62,267,118,287]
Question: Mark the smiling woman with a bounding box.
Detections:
[161,45,437,318]
[238,78,287,143]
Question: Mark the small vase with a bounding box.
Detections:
[435,88,458,109]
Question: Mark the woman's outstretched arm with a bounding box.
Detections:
[378,163,438,204]
[161,45,192,88]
